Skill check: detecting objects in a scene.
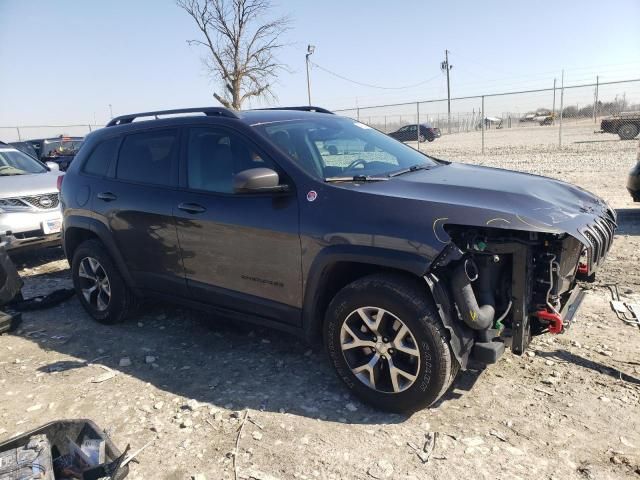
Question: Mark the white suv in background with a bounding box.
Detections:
[0,142,64,252]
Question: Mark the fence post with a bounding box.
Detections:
[88,124,92,132]
[384,116,387,133]
[552,78,556,124]
[416,102,420,151]
[16,127,21,141]
[559,70,564,148]
[593,75,599,123]
[481,96,485,155]
[357,108,360,121]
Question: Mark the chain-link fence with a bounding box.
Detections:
[0,124,100,143]
[334,78,640,153]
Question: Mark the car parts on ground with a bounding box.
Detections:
[0,419,129,480]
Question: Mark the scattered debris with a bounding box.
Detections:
[92,366,117,384]
[233,410,249,480]
[119,357,132,367]
[533,386,554,396]
[367,459,394,479]
[489,430,508,442]
[421,432,436,463]
[620,436,636,449]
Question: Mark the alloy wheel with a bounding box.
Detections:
[340,306,421,393]
[77,256,111,311]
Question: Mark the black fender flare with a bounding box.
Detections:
[63,215,137,291]
[301,244,432,342]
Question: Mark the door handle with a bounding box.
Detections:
[178,202,206,214]
[97,192,117,202]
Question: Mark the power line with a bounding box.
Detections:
[309,61,442,90]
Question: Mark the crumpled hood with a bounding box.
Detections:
[361,162,615,247]
[0,171,62,198]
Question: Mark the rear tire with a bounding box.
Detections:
[324,273,458,412]
[618,123,639,140]
[72,239,135,324]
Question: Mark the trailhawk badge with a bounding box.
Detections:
[306,190,318,202]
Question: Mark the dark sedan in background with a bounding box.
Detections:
[388,123,441,143]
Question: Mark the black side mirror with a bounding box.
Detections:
[233,168,289,193]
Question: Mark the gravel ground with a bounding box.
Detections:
[1,126,639,480]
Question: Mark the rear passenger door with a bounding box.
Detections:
[90,128,186,295]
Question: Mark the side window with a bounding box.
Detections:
[116,129,177,186]
[83,137,119,176]
[186,127,276,193]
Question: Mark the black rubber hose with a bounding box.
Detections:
[450,258,496,330]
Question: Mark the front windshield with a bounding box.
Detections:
[254,117,438,180]
[0,147,48,175]
[42,138,83,158]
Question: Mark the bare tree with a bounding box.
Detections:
[177,0,290,109]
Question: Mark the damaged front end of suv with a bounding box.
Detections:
[425,194,616,368]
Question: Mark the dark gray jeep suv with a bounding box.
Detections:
[60,106,615,412]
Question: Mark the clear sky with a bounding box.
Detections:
[1,0,639,129]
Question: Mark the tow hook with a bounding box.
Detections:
[536,310,564,334]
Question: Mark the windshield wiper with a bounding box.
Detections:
[388,164,432,178]
[325,174,389,183]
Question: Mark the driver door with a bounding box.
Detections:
[174,126,302,326]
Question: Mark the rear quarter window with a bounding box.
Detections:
[116,129,178,186]
[82,137,120,176]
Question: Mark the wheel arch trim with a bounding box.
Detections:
[301,244,432,342]
[63,215,137,290]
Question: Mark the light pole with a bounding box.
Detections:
[306,45,315,106]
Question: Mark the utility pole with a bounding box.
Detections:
[305,45,315,106]
[441,50,453,134]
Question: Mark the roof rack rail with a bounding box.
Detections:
[106,107,239,127]
[254,106,334,115]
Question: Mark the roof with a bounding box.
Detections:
[238,108,336,126]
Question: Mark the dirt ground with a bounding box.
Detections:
[1,126,639,480]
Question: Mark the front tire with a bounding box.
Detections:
[418,134,426,143]
[324,274,458,412]
[72,239,135,324]
[618,123,639,140]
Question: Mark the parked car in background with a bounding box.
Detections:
[10,141,39,159]
[0,142,64,252]
[61,106,614,412]
[388,123,441,143]
[26,136,84,171]
[627,140,640,202]
[600,112,640,140]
